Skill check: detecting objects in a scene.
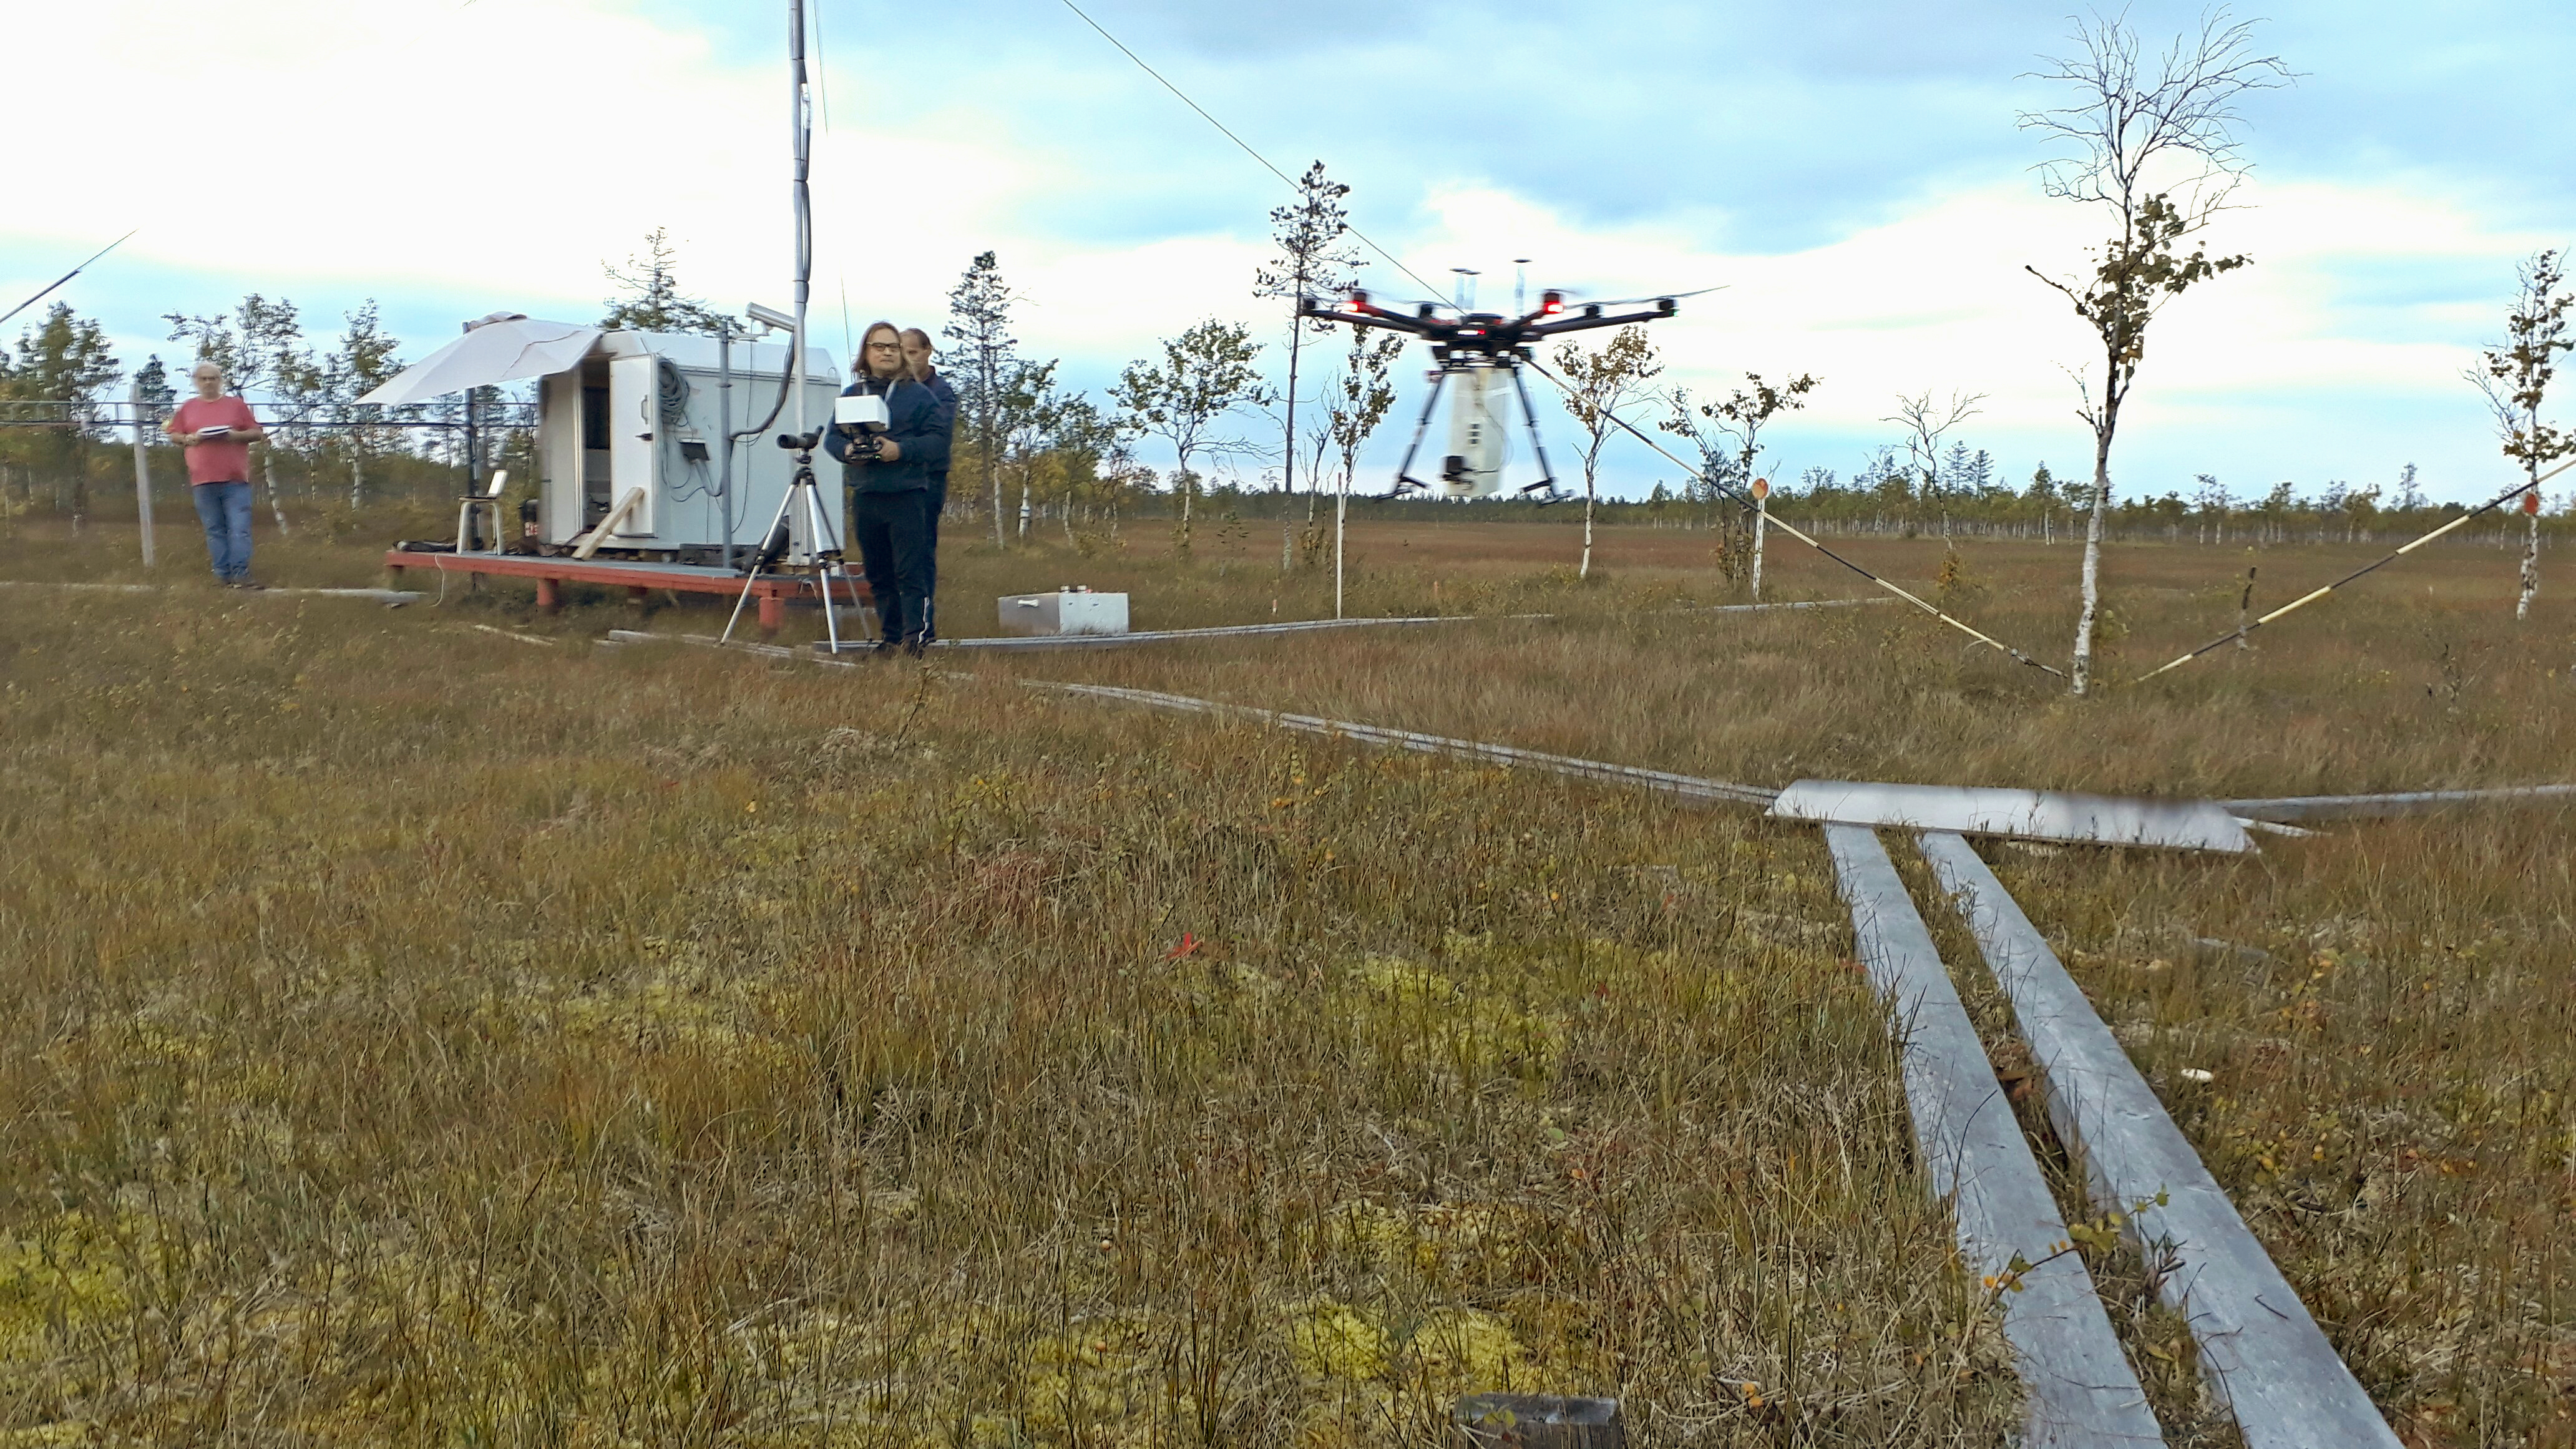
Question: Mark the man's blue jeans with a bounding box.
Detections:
[192,481,255,582]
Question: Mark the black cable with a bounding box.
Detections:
[1053,0,1449,303]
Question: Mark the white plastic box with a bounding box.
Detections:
[997,588,1130,636]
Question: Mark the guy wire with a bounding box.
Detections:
[1053,0,1450,303]
[2135,456,2576,683]
[1522,358,2068,679]
[808,0,832,130]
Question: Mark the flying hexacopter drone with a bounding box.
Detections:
[1298,284,1686,500]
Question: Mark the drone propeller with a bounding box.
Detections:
[1548,284,1729,309]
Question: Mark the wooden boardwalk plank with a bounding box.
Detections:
[1823,824,2165,1448]
[1916,830,2400,1449]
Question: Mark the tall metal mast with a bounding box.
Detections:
[788,0,814,450]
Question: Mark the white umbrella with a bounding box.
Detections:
[357,316,601,407]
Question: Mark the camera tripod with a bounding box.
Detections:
[721,431,861,648]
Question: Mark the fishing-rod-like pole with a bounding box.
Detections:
[2135,457,2576,683]
[0,230,137,331]
[1523,358,2067,678]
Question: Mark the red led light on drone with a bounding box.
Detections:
[1540,290,1564,314]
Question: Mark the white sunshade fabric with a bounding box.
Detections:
[356,317,602,407]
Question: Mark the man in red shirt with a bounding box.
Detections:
[165,361,266,587]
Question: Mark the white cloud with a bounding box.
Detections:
[4,1,2552,503]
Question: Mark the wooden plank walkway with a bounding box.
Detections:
[2223,784,2576,821]
[1823,824,2165,1448]
[1916,831,2401,1449]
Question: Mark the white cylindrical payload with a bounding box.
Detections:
[1438,364,1511,497]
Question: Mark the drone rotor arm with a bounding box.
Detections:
[1303,304,1439,339]
[1524,302,1679,338]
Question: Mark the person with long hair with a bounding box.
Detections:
[825,321,949,652]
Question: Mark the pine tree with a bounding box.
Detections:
[1252,161,1362,517]
[944,252,1020,547]
[600,228,731,335]
[11,303,119,519]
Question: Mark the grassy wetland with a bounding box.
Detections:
[3,504,2572,1446]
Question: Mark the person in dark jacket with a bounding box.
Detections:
[825,321,949,652]
[900,328,957,635]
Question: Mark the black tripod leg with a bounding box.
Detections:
[1507,363,1561,498]
[1387,368,1451,495]
[721,482,803,644]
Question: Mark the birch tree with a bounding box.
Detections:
[169,296,312,532]
[993,358,1062,545]
[326,303,402,510]
[1552,324,1661,580]
[1324,329,1403,615]
[1887,389,1984,539]
[1667,371,1818,595]
[1112,321,1269,559]
[1252,161,1361,519]
[2023,9,2290,695]
[2469,246,2574,621]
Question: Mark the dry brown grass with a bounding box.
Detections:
[0,516,2029,1446]
[4,507,2569,1445]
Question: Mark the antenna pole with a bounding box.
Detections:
[789,0,813,451]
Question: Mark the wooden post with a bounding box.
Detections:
[129,381,157,568]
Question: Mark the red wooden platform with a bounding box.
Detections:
[383,551,868,632]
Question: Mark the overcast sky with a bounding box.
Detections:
[7,0,2574,502]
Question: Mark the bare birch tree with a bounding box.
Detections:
[1886,389,1985,539]
[1553,324,1662,580]
[2023,9,2290,694]
[2469,246,2574,620]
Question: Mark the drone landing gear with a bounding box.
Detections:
[1506,364,1566,504]
[1383,367,1451,499]
[1382,359,1570,503]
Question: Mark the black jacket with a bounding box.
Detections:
[920,368,958,490]
[825,375,950,493]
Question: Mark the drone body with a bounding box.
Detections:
[1299,288,1683,500]
[1440,363,1512,497]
